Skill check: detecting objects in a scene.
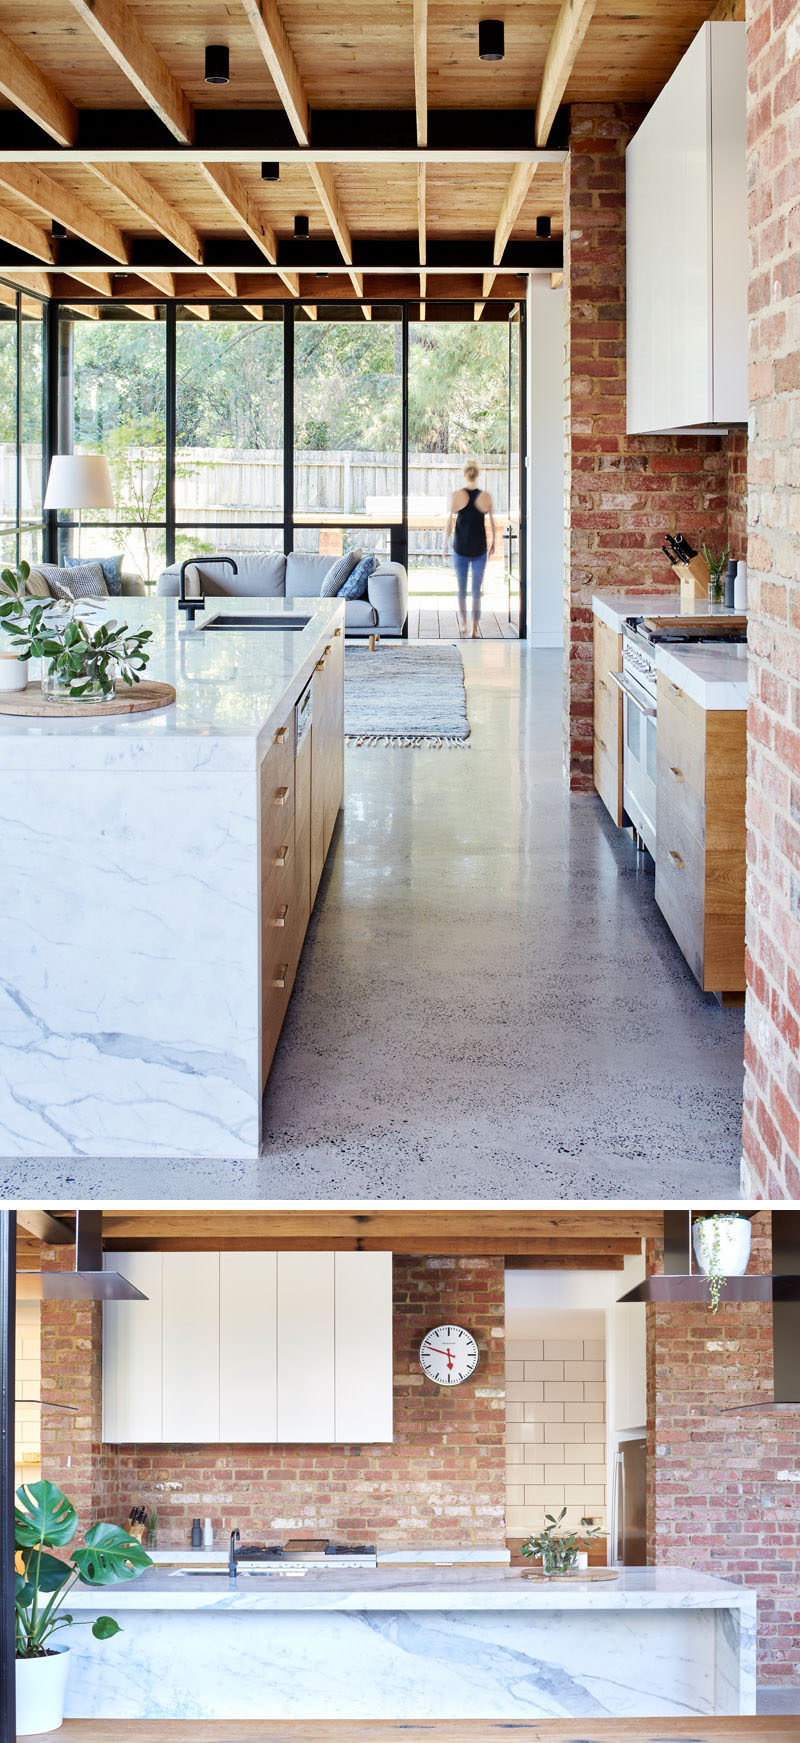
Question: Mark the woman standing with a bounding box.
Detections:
[444,462,497,637]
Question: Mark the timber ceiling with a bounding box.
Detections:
[0,0,740,312]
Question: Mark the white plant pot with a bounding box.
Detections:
[692,1215,752,1279]
[16,1647,70,1736]
[0,652,28,693]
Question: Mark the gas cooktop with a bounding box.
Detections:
[237,1541,376,1566]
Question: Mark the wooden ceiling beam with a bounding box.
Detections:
[535,0,599,148]
[474,301,485,321]
[305,161,365,304]
[240,0,310,147]
[0,163,130,263]
[198,162,299,296]
[417,164,427,271]
[88,1209,656,1250]
[136,270,176,298]
[413,0,428,149]
[65,0,194,144]
[0,266,52,297]
[0,203,55,265]
[0,28,78,147]
[493,161,537,266]
[507,1255,626,1271]
[61,268,115,297]
[87,163,203,264]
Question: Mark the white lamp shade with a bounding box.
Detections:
[44,454,115,512]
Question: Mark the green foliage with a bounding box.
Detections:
[0,564,152,697]
[520,1508,602,1576]
[15,1480,151,1659]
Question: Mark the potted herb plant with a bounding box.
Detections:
[0,560,152,703]
[520,1507,602,1577]
[15,1479,152,1736]
[692,1212,752,1312]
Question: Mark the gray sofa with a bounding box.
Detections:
[28,564,146,598]
[156,550,408,637]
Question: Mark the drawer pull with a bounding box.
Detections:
[316,658,326,671]
[670,766,684,782]
[270,903,289,928]
[334,626,342,636]
[272,964,288,989]
[669,682,682,696]
[274,725,288,744]
[324,643,332,655]
[275,785,289,806]
[598,679,607,692]
[669,849,684,870]
[274,845,289,868]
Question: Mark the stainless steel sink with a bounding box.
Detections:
[170,1566,306,1577]
[197,613,312,632]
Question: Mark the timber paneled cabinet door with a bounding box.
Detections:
[593,615,624,826]
[102,1251,393,1444]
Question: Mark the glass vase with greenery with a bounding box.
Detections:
[701,543,730,605]
[0,560,152,701]
[15,1479,152,1660]
[521,1507,602,1576]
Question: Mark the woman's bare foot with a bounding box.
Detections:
[471,622,480,638]
[458,617,468,636]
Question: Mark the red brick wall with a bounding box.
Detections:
[563,103,743,790]
[39,1245,103,1531]
[728,425,749,559]
[741,0,800,1198]
[39,1255,507,1550]
[647,1212,800,1686]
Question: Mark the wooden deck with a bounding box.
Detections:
[24,1721,799,1742]
[407,605,518,639]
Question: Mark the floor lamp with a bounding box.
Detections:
[43,455,115,560]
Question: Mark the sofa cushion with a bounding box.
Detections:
[66,552,124,595]
[344,598,379,629]
[320,548,360,598]
[34,561,109,599]
[194,552,286,596]
[339,552,378,599]
[285,551,339,595]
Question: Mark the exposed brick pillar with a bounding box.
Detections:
[646,1213,800,1688]
[741,0,800,1199]
[563,103,737,790]
[39,1244,106,1527]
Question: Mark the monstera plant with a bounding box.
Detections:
[15,1480,152,1736]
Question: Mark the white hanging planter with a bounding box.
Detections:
[16,1647,70,1736]
[693,1214,752,1280]
[0,652,28,692]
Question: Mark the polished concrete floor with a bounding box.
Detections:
[5,643,745,1199]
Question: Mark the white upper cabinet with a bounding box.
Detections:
[611,1256,647,1433]
[626,23,747,432]
[103,1251,393,1444]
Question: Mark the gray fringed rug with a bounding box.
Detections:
[344,643,470,747]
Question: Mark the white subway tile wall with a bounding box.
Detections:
[15,1299,42,1488]
[505,1333,605,1535]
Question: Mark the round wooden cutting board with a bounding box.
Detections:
[520,1566,620,1582]
[0,679,176,717]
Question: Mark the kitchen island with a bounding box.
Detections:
[0,596,345,1159]
[63,1563,755,1720]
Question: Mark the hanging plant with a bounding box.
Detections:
[692,1213,752,1313]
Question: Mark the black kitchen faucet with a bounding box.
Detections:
[178,556,239,622]
[228,1528,240,1578]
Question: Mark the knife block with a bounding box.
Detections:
[673,553,711,606]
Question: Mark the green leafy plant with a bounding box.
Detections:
[701,543,730,603]
[0,561,152,698]
[15,1480,152,1659]
[521,1507,602,1576]
[693,1212,748,1313]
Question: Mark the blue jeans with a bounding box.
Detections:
[453,551,487,624]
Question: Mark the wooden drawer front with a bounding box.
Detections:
[594,731,623,826]
[261,757,295,861]
[593,615,621,685]
[657,674,706,810]
[594,666,620,749]
[655,791,706,985]
[657,749,705,845]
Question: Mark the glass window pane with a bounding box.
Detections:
[20,298,44,524]
[176,309,283,524]
[58,306,166,586]
[294,315,402,529]
[292,523,391,563]
[0,298,17,528]
[174,526,284,564]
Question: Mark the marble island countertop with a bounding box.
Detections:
[66,1563,756,1614]
[656,640,749,710]
[0,595,345,770]
[591,591,745,634]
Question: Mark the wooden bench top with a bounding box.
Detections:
[23,1721,799,1741]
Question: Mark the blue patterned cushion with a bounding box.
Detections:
[320,548,360,598]
[34,562,109,599]
[338,553,378,600]
[66,552,124,596]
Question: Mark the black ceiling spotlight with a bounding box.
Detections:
[294,214,310,241]
[536,214,551,240]
[204,44,230,85]
[479,19,505,61]
[51,220,67,240]
[261,162,280,182]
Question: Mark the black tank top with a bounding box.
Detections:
[453,487,487,558]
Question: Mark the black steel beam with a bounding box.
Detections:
[0,1211,16,1742]
[0,241,561,276]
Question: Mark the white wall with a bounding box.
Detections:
[526,274,565,647]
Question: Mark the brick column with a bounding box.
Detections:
[741,0,800,1198]
[39,1244,106,1527]
[563,103,736,789]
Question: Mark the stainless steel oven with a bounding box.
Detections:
[610,629,658,859]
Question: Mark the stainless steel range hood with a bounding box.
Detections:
[618,1211,800,1412]
[16,1211,147,1302]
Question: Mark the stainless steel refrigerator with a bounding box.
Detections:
[611,1436,647,1566]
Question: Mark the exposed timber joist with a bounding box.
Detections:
[199,163,299,295]
[413,0,428,148]
[0,28,78,147]
[240,0,310,147]
[535,0,599,147]
[0,164,130,263]
[0,205,54,265]
[65,0,194,144]
[494,162,537,266]
[87,163,203,263]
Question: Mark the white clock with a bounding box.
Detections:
[419,1324,479,1387]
